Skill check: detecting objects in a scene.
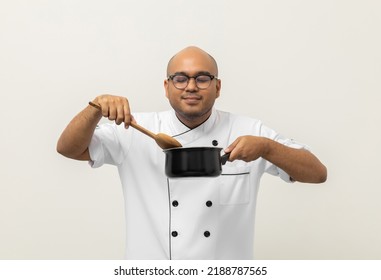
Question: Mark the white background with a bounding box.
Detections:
[1,0,380,259]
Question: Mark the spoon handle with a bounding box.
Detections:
[88,101,157,140]
[129,122,157,139]
[88,101,102,110]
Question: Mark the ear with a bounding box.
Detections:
[215,79,221,98]
[164,79,169,98]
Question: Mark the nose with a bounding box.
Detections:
[185,77,198,91]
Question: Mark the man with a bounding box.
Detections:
[57,46,327,259]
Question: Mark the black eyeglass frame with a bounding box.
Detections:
[167,73,218,90]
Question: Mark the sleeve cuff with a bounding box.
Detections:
[88,134,104,168]
[276,139,309,183]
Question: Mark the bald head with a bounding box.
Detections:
[164,46,221,128]
[166,46,218,77]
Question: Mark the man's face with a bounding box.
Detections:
[164,48,221,127]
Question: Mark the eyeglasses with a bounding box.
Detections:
[167,74,217,90]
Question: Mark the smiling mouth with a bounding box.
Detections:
[182,94,201,100]
[182,96,201,104]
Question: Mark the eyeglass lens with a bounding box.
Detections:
[172,75,213,89]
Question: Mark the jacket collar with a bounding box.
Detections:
[169,107,218,146]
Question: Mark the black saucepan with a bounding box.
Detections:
[163,147,230,177]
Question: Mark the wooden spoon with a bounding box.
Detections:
[88,101,182,149]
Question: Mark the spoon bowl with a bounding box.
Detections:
[155,133,183,149]
[129,122,182,149]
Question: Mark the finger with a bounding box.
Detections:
[226,136,247,162]
[227,149,238,162]
[224,145,237,162]
[123,102,132,128]
[115,104,124,125]
[101,106,109,118]
[95,96,109,118]
[108,105,117,121]
[224,137,240,153]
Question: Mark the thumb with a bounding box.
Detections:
[224,138,239,153]
[125,114,136,129]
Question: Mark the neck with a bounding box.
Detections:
[175,109,212,129]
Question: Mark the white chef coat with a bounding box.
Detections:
[88,107,308,259]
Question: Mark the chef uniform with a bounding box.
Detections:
[88,107,308,259]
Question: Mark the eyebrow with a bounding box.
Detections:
[172,71,213,76]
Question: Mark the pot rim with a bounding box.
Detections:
[163,146,223,153]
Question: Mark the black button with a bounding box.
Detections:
[212,140,218,146]
[171,231,178,237]
[204,231,211,237]
[206,200,213,207]
[172,200,179,207]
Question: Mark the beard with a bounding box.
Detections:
[170,100,214,127]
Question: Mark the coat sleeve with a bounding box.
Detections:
[259,122,310,183]
[88,123,127,168]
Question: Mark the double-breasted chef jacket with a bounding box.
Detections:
[89,107,308,259]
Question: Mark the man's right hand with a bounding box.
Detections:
[57,94,133,160]
[92,94,133,128]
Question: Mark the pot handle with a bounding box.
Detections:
[220,152,231,165]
